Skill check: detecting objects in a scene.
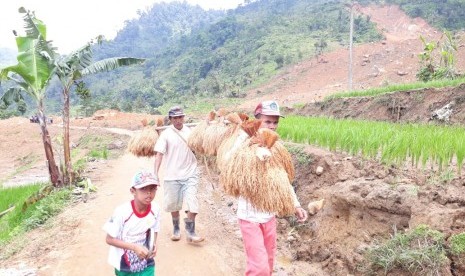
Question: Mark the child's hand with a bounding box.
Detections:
[133,244,150,259]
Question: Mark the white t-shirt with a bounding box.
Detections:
[154,125,198,180]
[237,197,275,223]
[103,200,161,272]
[237,191,300,223]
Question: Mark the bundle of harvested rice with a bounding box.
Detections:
[216,132,240,172]
[216,116,293,176]
[141,117,164,127]
[216,112,249,171]
[202,112,243,156]
[220,122,296,216]
[154,117,164,127]
[238,112,249,122]
[141,118,148,127]
[269,142,295,181]
[188,111,216,154]
[127,126,159,157]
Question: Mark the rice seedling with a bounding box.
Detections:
[279,116,465,176]
[0,183,71,247]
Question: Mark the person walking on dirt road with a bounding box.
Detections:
[154,106,204,243]
[103,170,161,275]
[235,100,308,275]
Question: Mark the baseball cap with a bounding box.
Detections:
[131,171,160,189]
[254,100,284,118]
[168,106,185,117]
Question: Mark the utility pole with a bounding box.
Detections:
[348,1,354,91]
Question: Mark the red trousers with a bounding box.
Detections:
[239,217,277,276]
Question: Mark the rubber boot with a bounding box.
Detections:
[184,218,205,243]
[171,217,181,241]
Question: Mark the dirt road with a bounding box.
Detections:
[1,120,322,275]
[40,153,243,275]
[0,122,245,275]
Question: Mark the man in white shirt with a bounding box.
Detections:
[238,100,308,275]
[154,106,204,243]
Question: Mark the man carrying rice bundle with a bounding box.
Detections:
[153,106,204,243]
[230,100,308,275]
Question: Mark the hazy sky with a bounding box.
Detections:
[0,0,244,54]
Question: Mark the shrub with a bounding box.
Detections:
[450,232,465,256]
[285,144,312,165]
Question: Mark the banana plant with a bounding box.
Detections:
[0,7,63,186]
[54,37,145,184]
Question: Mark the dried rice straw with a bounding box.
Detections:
[201,110,240,156]
[216,112,249,171]
[187,111,216,154]
[127,126,159,157]
[219,122,296,216]
[220,142,295,216]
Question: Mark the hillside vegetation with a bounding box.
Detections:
[83,0,381,113]
[1,0,465,117]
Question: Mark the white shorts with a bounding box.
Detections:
[163,173,199,213]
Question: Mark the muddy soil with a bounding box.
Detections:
[287,143,465,275]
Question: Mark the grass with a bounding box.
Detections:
[71,134,114,179]
[75,133,114,158]
[363,224,447,275]
[0,183,71,249]
[450,232,465,256]
[78,134,110,148]
[285,143,313,165]
[325,77,465,101]
[88,148,108,159]
[292,102,306,109]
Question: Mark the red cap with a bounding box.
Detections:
[254,100,284,118]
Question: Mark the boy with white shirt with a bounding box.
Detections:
[103,170,161,275]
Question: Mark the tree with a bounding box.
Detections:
[54,39,144,185]
[0,7,62,186]
[314,37,328,59]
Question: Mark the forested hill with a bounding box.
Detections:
[81,0,465,115]
[2,0,465,117]
[81,0,382,114]
[93,2,225,60]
